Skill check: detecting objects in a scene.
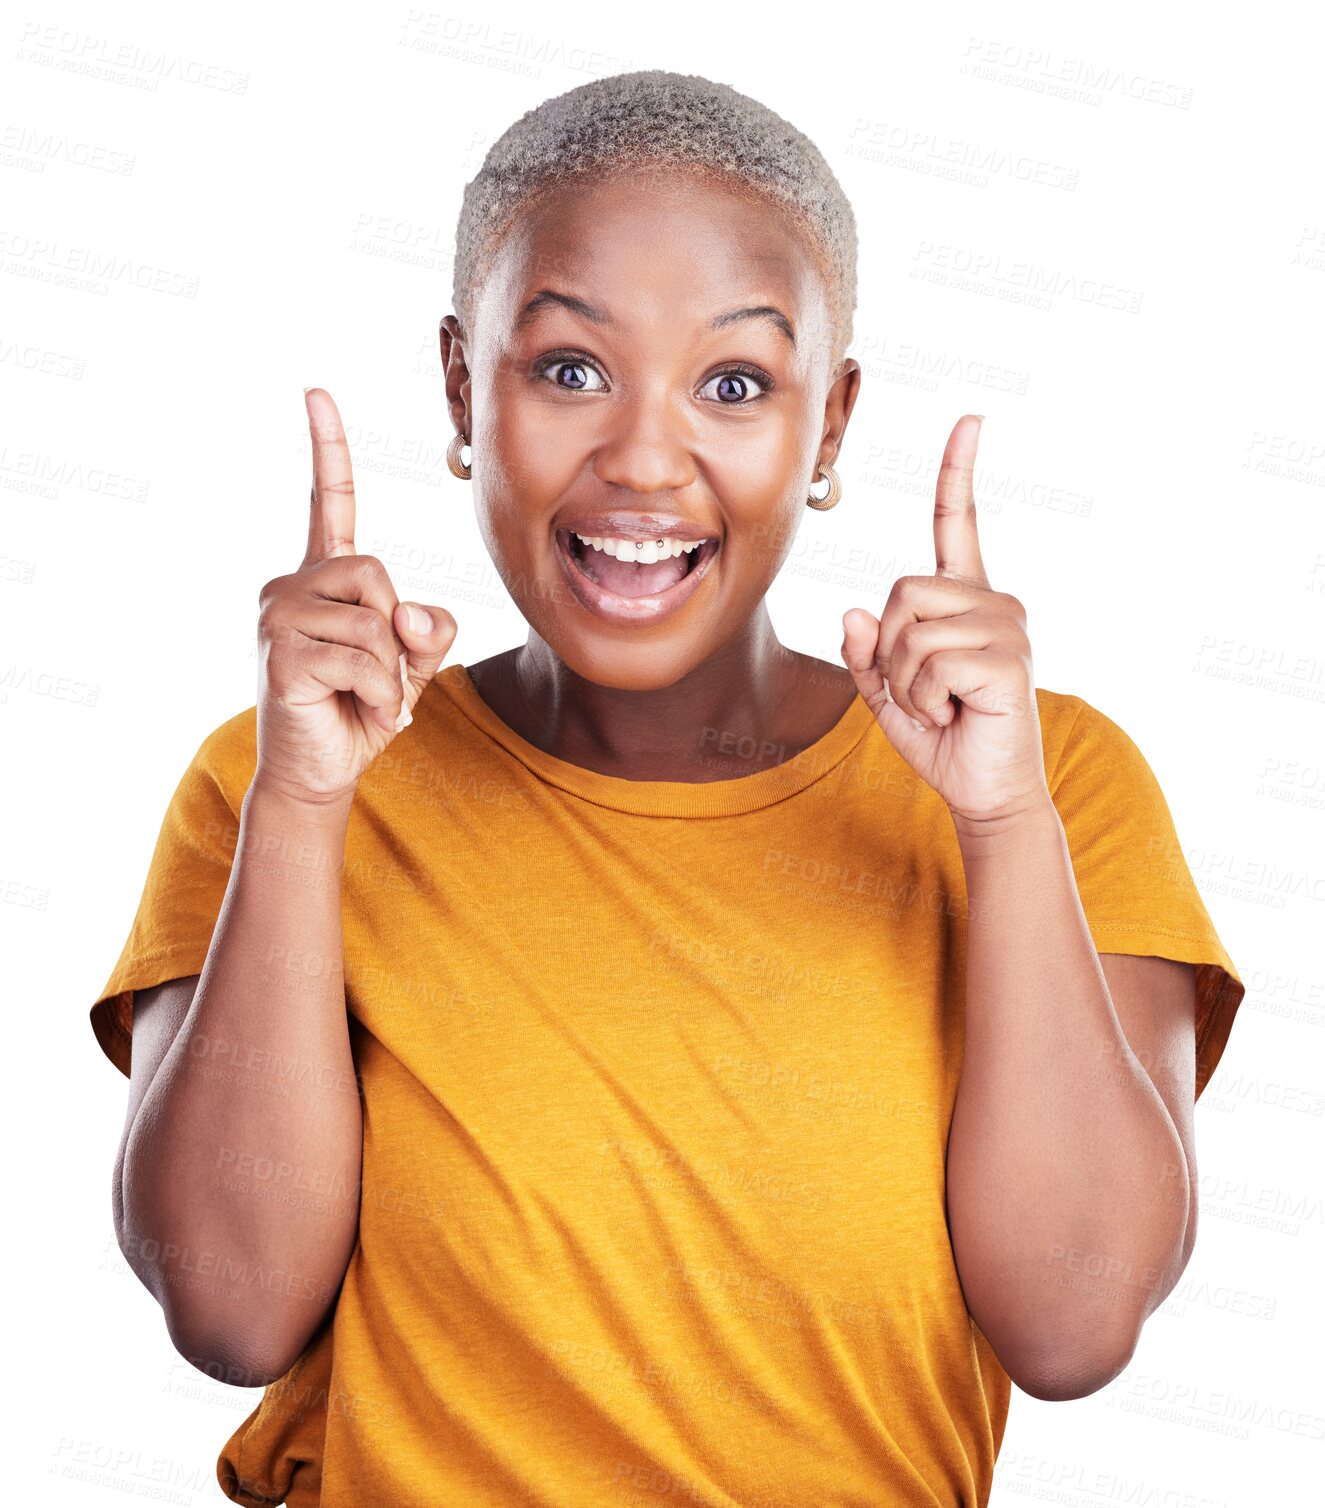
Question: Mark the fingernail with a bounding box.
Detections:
[394,651,412,733]
[910,716,928,733]
[303,386,314,395]
[405,603,432,634]
[973,414,985,425]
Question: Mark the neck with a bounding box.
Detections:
[488,605,813,781]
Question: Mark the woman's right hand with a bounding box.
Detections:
[253,387,458,807]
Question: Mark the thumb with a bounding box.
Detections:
[841,607,887,707]
[393,601,459,704]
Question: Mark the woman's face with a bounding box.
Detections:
[444,168,860,691]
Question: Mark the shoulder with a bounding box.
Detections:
[1034,688,1142,791]
[1034,689,1177,841]
[1034,684,1090,736]
[187,704,258,813]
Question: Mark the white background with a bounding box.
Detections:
[5,0,1321,1502]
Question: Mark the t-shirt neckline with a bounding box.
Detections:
[434,662,877,818]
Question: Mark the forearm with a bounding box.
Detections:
[121,781,363,1384]
[945,797,1189,1398]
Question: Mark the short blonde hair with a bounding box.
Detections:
[453,69,858,373]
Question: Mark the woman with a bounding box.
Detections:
[92,70,1245,1507]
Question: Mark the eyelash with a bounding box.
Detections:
[531,349,774,403]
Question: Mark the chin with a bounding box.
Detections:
[550,638,713,695]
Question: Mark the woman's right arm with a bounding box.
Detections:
[116,782,361,1389]
[114,388,457,1387]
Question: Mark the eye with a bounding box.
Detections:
[531,352,773,403]
[532,351,608,392]
[698,363,773,404]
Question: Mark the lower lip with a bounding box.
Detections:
[552,530,720,625]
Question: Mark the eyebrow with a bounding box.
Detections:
[515,289,796,347]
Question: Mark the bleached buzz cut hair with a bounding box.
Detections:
[452,69,858,374]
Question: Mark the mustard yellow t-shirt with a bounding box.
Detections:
[90,665,1245,1508]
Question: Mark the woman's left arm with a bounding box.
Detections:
[841,414,1196,1402]
[946,801,1195,1402]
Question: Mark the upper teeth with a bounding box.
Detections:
[573,532,707,564]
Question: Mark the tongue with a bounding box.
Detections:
[580,544,688,598]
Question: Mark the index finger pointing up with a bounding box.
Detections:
[933,413,990,588]
[303,387,357,565]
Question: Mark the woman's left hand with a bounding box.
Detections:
[840,414,1051,829]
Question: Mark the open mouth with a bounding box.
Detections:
[555,528,719,601]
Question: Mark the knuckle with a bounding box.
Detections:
[358,605,397,659]
[352,553,388,587]
[344,645,375,677]
[260,645,287,689]
[263,619,298,658]
[257,574,288,607]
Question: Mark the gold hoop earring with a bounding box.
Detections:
[806,462,841,511]
[446,431,472,480]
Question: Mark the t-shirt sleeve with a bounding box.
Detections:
[1047,695,1246,1102]
[90,714,253,1079]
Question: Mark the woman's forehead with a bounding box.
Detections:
[484,178,829,332]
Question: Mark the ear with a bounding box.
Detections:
[439,315,473,442]
[820,357,862,469]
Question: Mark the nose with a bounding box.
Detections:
[590,387,697,496]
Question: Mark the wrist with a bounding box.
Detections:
[238,780,353,895]
[244,774,357,827]
[950,790,1061,850]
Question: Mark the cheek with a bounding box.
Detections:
[704,426,808,570]
[472,413,564,560]
[484,389,590,511]
[708,426,798,496]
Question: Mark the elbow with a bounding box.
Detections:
[112,1224,318,1389]
[164,1310,303,1390]
[1004,1327,1139,1402]
[113,1167,308,1389]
